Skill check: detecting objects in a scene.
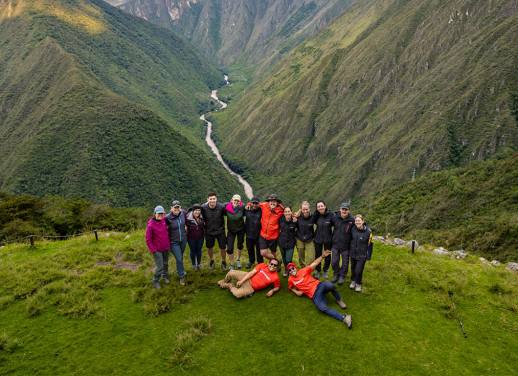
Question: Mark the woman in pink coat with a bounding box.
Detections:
[145,205,170,289]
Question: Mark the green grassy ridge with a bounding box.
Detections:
[0,0,243,206]
[356,153,518,261]
[0,231,516,374]
[215,0,518,206]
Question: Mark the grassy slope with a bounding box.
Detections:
[214,0,518,206]
[358,154,518,261]
[0,232,517,375]
[0,0,242,206]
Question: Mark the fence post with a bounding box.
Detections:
[411,240,416,254]
[94,230,99,241]
[29,235,35,248]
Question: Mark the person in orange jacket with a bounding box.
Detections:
[247,194,284,261]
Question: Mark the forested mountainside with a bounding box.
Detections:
[107,0,354,73]
[214,0,518,205]
[0,0,242,206]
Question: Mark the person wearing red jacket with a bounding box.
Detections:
[288,250,352,329]
[145,205,170,289]
[253,194,284,260]
[217,259,281,298]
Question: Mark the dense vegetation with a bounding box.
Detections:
[0,192,148,244]
[0,0,243,206]
[358,154,518,261]
[0,233,516,374]
[214,0,518,206]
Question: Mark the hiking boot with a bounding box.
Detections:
[163,278,170,285]
[349,281,356,289]
[236,260,242,269]
[229,264,235,271]
[209,259,215,269]
[322,271,329,280]
[179,277,186,286]
[331,275,339,283]
[343,314,352,329]
[152,281,161,289]
[336,299,347,309]
[313,271,320,279]
[354,284,362,293]
[337,277,345,285]
[221,261,227,271]
[246,262,252,269]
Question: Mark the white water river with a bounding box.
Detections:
[200,77,254,199]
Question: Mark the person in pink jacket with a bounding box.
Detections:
[145,205,170,289]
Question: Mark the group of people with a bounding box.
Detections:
[145,192,373,328]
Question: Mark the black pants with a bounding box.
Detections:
[314,242,332,272]
[332,248,350,278]
[246,237,263,264]
[227,230,245,254]
[351,258,367,284]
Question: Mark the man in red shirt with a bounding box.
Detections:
[217,258,281,298]
[256,194,284,260]
[288,250,352,328]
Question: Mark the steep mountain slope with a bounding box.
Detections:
[0,0,242,206]
[358,153,518,261]
[107,0,354,72]
[214,0,518,205]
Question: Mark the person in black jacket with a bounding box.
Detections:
[244,196,262,268]
[278,206,298,277]
[350,214,373,293]
[331,202,355,285]
[294,201,315,267]
[165,200,187,286]
[201,192,227,270]
[313,201,334,279]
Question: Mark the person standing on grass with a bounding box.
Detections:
[349,214,373,293]
[330,202,355,285]
[166,200,187,286]
[225,194,245,270]
[257,194,284,260]
[244,196,262,268]
[287,250,352,329]
[278,206,298,277]
[294,201,315,267]
[217,258,281,298]
[145,206,170,289]
[201,192,228,270]
[312,201,334,279]
[186,204,205,271]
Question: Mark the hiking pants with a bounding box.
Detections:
[312,281,344,321]
[152,251,169,283]
[351,258,367,284]
[314,242,332,272]
[246,237,263,264]
[332,248,350,279]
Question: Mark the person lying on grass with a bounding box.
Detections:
[217,259,281,298]
[288,250,352,329]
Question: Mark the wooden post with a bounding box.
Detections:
[29,235,35,248]
[94,230,99,241]
[411,240,416,254]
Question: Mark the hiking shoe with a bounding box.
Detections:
[354,284,362,292]
[343,314,352,329]
[152,281,161,289]
[229,264,235,271]
[236,260,242,269]
[322,272,329,279]
[336,299,347,309]
[179,277,186,286]
[349,281,356,289]
[246,262,252,269]
[337,277,345,285]
[221,261,227,271]
[313,271,320,279]
[209,259,215,269]
[331,275,339,283]
[163,278,170,284]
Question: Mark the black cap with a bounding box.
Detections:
[191,203,202,210]
[266,194,281,203]
[171,200,181,207]
[340,201,351,209]
[251,196,260,203]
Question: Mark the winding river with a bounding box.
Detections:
[200,76,254,199]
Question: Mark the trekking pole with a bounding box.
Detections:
[411,240,415,254]
[448,291,467,338]
[94,230,99,241]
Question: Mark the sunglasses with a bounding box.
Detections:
[269,262,279,267]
